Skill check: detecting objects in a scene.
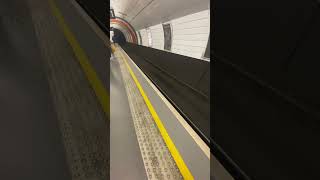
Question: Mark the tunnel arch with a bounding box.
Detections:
[111,28,126,45]
[110,17,138,44]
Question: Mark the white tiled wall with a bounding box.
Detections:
[149,24,164,50]
[136,31,141,45]
[139,29,149,46]
[136,10,210,60]
[171,10,210,59]
[147,28,152,47]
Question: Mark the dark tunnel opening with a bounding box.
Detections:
[111,28,126,46]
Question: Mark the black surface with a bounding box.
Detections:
[213,0,318,87]
[122,43,210,144]
[76,0,109,33]
[204,34,210,59]
[213,0,320,179]
[284,11,320,109]
[213,59,320,180]
[0,0,71,179]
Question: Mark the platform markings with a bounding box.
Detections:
[48,0,109,117]
[115,47,182,179]
[120,47,210,159]
[115,45,194,180]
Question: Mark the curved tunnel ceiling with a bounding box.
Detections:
[110,0,209,30]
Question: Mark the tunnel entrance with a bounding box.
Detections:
[111,28,127,45]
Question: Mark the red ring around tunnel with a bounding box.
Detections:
[111,18,137,44]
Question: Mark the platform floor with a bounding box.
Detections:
[0,0,109,179]
[111,44,210,179]
[0,0,71,179]
[110,52,147,180]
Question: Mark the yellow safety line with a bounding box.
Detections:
[117,46,194,180]
[48,0,109,117]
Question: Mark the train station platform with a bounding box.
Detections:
[111,43,210,179]
[1,0,215,179]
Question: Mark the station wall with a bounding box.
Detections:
[136,9,210,60]
[139,29,149,46]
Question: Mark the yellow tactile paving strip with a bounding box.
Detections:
[113,44,193,179]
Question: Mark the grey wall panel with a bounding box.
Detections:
[163,23,172,51]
